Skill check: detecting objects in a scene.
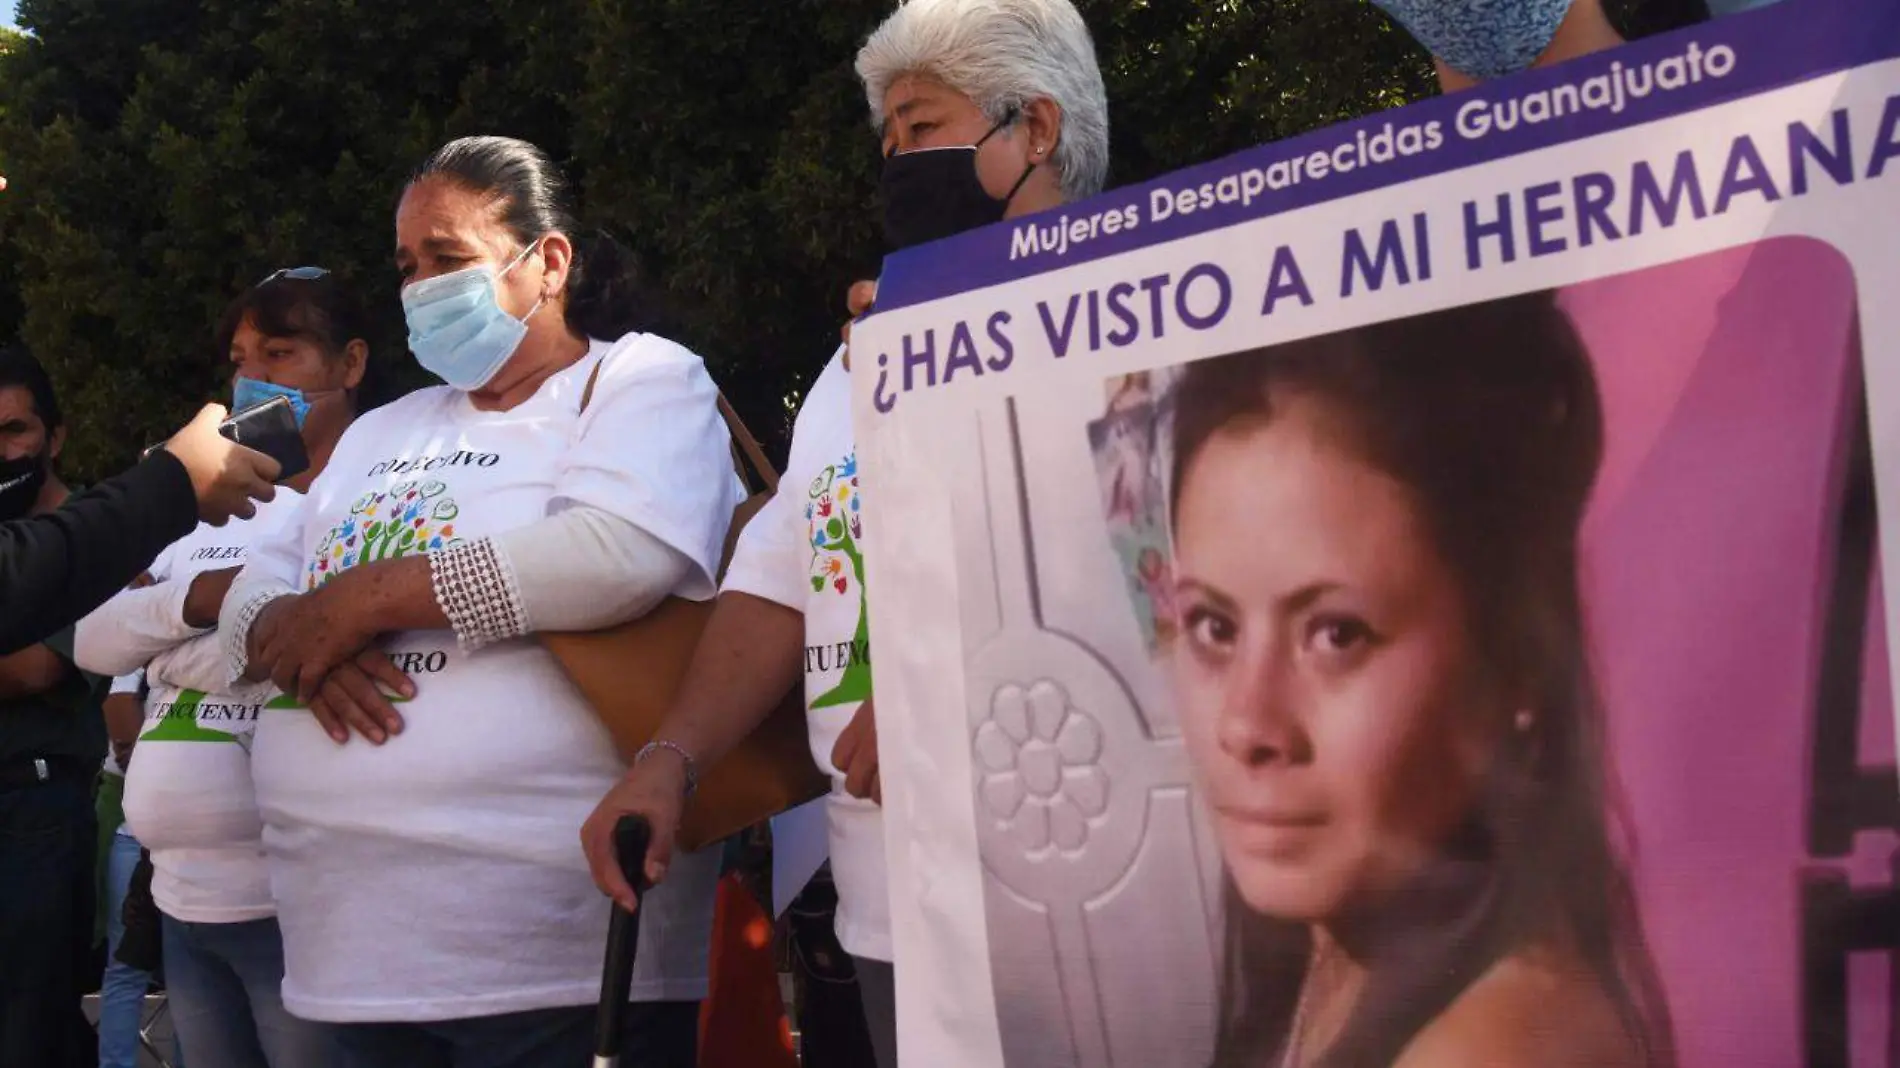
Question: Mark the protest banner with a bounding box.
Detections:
[852,1,1900,1065]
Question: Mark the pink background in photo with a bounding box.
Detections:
[1562,237,1895,1068]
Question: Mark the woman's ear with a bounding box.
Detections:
[538,232,576,301]
[341,339,369,391]
[1019,96,1065,165]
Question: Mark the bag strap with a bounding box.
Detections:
[578,352,780,495]
[717,395,779,494]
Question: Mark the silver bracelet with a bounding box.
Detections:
[636,740,698,798]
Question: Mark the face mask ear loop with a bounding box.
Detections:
[1003,158,1039,205]
[980,106,1039,210]
[519,292,548,326]
[499,236,543,280]
[973,107,1017,150]
[501,237,549,324]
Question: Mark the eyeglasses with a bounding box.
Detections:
[257,266,330,286]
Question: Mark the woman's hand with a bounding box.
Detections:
[840,279,878,349]
[831,695,880,805]
[581,747,692,911]
[252,573,412,743]
[255,580,373,699]
[306,650,413,746]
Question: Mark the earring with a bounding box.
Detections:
[1513,709,1535,733]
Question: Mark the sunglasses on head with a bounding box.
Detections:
[257,266,330,286]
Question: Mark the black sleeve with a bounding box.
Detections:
[0,450,199,655]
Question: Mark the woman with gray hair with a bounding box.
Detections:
[860,0,1109,250]
[581,3,1112,1066]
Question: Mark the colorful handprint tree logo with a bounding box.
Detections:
[307,479,464,589]
[807,453,871,709]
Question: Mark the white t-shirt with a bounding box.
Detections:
[236,333,742,1022]
[80,501,302,919]
[723,352,890,962]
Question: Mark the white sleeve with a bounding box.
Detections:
[553,337,744,603]
[219,489,312,685]
[73,542,205,677]
[492,506,693,634]
[109,670,144,696]
[148,634,258,696]
[147,539,178,585]
[720,479,807,611]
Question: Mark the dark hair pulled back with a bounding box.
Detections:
[408,136,649,342]
[214,271,382,410]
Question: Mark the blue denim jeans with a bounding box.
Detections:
[331,1000,701,1068]
[101,829,182,1068]
[0,775,97,1068]
[162,913,342,1068]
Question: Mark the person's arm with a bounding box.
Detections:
[104,671,144,773]
[243,505,692,742]
[583,589,804,908]
[286,506,693,648]
[0,452,197,655]
[220,485,314,686]
[72,544,219,678]
[251,341,740,740]
[0,642,74,700]
[0,404,280,655]
[646,589,804,770]
[221,471,422,746]
[147,633,248,696]
[583,475,810,909]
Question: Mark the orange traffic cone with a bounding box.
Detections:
[698,871,798,1068]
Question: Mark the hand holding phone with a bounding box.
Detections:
[157,405,280,526]
[217,396,309,484]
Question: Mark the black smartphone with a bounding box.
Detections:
[219,395,309,484]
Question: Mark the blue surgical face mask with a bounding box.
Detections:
[232,376,315,427]
[401,241,546,392]
[1371,0,1576,81]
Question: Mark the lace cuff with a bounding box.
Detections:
[224,590,291,688]
[427,537,528,653]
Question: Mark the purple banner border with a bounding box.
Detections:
[871,0,1898,316]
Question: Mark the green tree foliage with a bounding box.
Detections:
[0,0,1436,478]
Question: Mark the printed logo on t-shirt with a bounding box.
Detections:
[189,545,247,562]
[805,452,870,708]
[144,689,298,749]
[366,449,501,477]
[307,479,466,589]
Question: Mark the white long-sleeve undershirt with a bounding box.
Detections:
[490,505,693,636]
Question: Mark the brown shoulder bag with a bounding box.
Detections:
[541,359,829,851]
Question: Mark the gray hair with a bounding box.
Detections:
[856,0,1111,201]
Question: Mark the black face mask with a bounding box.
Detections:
[0,452,48,521]
[880,114,1039,253]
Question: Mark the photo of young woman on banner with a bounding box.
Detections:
[1164,290,1672,1068]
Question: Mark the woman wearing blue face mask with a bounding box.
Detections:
[75,268,373,1068]
[218,135,740,1068]
[1371,0,1711,92]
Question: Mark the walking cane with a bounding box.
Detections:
[593,815,652,1068]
